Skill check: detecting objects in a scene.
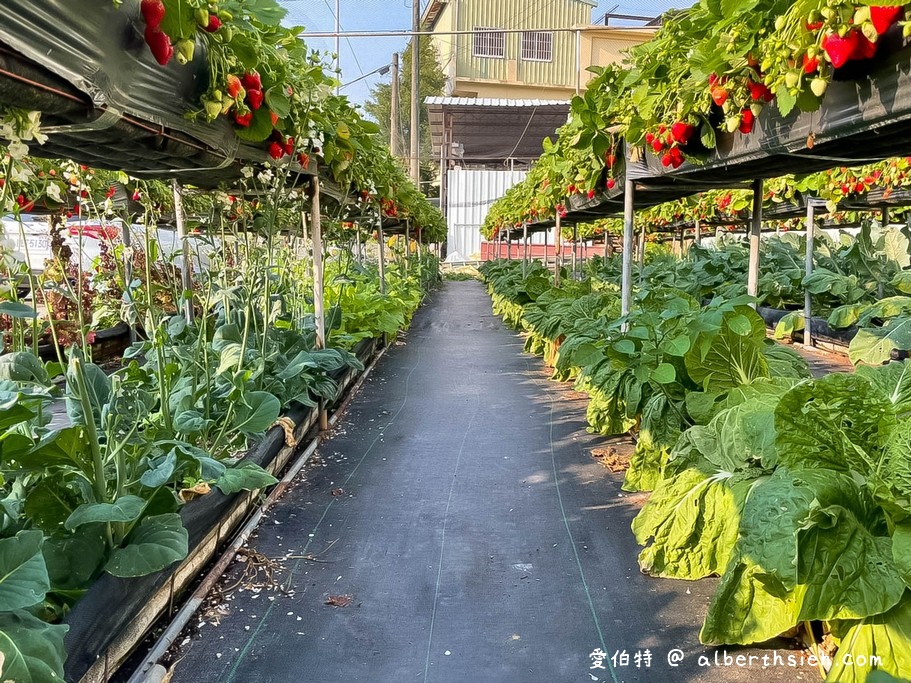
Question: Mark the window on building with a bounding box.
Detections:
[521,31,553,62]
[472,27,506,58]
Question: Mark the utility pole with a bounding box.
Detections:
[410,0,421,184]
[334,0,341,94]
[390,52,400,158]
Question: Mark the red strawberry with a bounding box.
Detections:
[144,27,173,66]
[651,138,665,153]
[669,147,684,168]
[226,75,243,99]
[234,111,253,127]
[268,142,284,160]
[587,189,596,199]
[645,132,655,144]
[854,33,878,60]
[271,111,279,126]
[871,6,903,35]
[806,21,824,31]
[606,153,616,167]
[132,190,141,201]
[246,89,264,110]
[822,31,860,69]
[298,153,310,169]
[141,0,166,28]
[708,73,719,87]
[855,182,865,193]
[606,178,616,190]
[711,87,728,107]
[241,72,262,91]
[284,137,295,155]
[739,109,755,134]
[671,121,696,144]
[802,53,819,74]
[204,15,222,32]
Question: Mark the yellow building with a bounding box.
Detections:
[422,0,657,100]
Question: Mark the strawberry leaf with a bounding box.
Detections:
[233,107,274,143]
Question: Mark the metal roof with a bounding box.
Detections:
[427,97,570,164]
[425,97,570,108]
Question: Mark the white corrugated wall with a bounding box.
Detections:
[446,168,527,259]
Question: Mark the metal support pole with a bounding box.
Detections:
[310,178,328,431]
[522,222,528,277]
[694,219,702,245]
[377,215,387,296]
[171,180,194,324]
[543,226,549,267]
[405,221,411,273]
[621,180,635,322]
[881,207,890,299]
[747,179,763,306]
[804,201,815,350]
[638,226,646,283]
[507,237,512,260]
[572,225,578,278]
[120,217,137,343]
[410,0,421,183]
[555,213,562,287]
[355,223,363,265]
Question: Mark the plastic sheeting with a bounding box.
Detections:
[0,0,312,187]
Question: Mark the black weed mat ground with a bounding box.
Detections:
[168,281,809,683]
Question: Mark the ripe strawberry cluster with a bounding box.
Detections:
[140,0,221,67]
[820,6,902,70]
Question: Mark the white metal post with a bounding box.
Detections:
[522,222,529,277]
[747,179,763,307]
[377,214,386,296]
[543,225,548,267]
[355,223,362,265]
[310,178,328,431]
[405,221,411,273]
[804,201,815,350]
[694,218,702,245]
[572,225,578,278]
[554,213,562,287]
[622,179,635,321]
[171,180,194,324]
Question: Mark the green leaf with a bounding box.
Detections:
[216,462,279,495]
[727,314,753,336]
[797,506,905,621]
[685,307,770,390]
[0,301,37,319]
[65,495,146,531]
[0,531,48,612]
[232,391,281,435]
[613,339,636,355]
[651,362,676,385]
[701,559,796,645]
[140,451,178,488]
[22,479,78,532]
[43,525,106,591]
[858,361,911,416]
[827,596,911,683]
[0,353,50,385]
[174,410,208,435]
[0,611,68,682]
[633,466,743,579]
[65,361,111,427]
[105,513,188,578]
[850,317,911,366]
[233,106,275,143]
[775,373,895,475]
[266,87,292,118]
[660,335,691,357]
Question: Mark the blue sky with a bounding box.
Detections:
[280,0,692,108]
